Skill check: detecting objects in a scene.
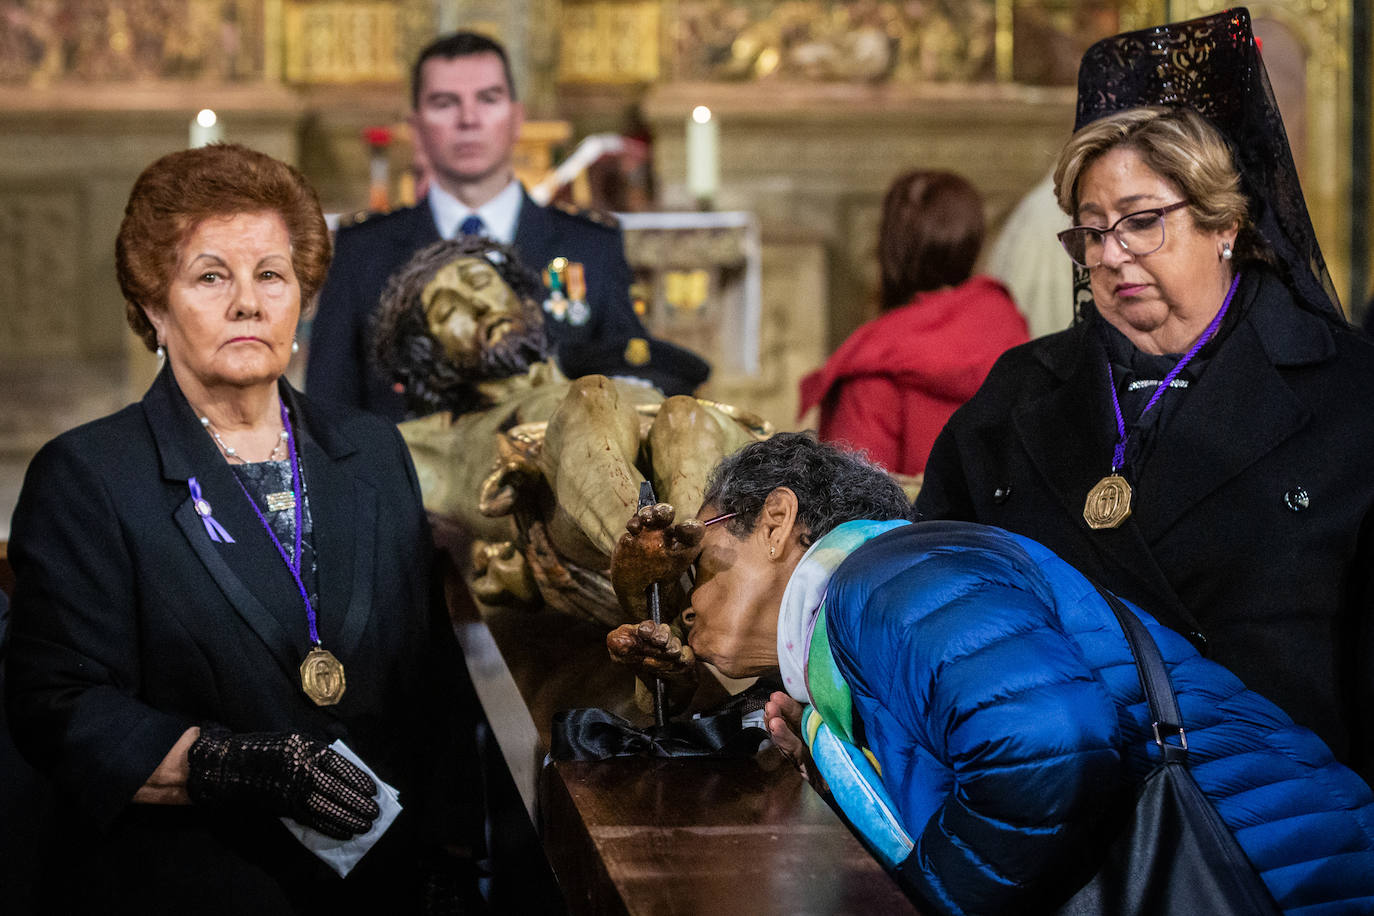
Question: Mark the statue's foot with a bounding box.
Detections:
[610,503,704,618]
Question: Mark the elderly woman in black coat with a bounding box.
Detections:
[915,12,1374,786]
[5,144,478,912]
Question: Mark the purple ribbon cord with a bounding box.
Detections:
[189,476,235,543]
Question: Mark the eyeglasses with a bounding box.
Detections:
[686,511,737,586]
[1057,201,1189,268]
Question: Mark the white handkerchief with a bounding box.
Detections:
[280,740,403,877]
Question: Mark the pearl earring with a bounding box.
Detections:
[769,545,776,558]
[155,344,165,360]
[291,338,300,354]
[1221,242,1233,261]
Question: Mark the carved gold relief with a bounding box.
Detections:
[558,1,660,83]
[1009,1,1123,85]
[622,226,749,269]
[1122,0,1167,30]
[283,2,402,83]
[0,0,267,85]
[668,1,997,84]
[663,269,711,312]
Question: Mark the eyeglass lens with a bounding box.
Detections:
[1059,205,1180,268]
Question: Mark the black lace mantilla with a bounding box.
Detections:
[1072,7,1341,323]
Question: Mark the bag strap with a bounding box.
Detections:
[1089,582,1189,764]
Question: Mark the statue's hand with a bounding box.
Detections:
[477,427,544,518]
[606,619,700,714]
[470,539,538,606]
[610,503,703,619]
[606,619,697,679]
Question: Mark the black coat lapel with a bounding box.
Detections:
[1010,325,1205,635]
[285,389,375,662]
[145,368,304,680]
[1134,280,1320,537]
[1013,326,1116,524]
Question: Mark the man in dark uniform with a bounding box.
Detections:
[307,31,676,420]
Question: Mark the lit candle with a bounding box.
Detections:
[189,109,223,148]
[686,105,719,207]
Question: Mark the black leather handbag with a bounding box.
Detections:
[1056,585,1282,916]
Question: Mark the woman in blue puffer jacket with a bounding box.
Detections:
[609,434,1374,914]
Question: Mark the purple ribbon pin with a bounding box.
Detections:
[189,477,235,543]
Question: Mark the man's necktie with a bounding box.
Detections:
[459,214,486,237]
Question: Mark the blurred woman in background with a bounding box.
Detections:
[799,170,1027,478]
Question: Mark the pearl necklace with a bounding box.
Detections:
[199,414,289,463]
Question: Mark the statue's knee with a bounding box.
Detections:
[651,395,722,446]
[657,395,707,427]
[564,374,617,412]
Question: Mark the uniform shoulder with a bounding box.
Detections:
[547,200,621,232]
[332,203,427,242]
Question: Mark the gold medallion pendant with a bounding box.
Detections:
[1084,474,1133,530]
[300,645,347,706]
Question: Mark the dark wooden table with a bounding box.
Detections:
[442,555,921,915]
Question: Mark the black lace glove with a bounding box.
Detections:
[187,728,381,840]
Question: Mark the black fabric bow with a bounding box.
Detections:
[550,707,769,760]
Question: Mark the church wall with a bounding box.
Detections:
[0,0,1364,535]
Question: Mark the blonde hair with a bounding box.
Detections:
[1053,107,1251,245]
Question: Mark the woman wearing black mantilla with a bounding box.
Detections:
[916,8,1374,786]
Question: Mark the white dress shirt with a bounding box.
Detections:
[427,179,523,244]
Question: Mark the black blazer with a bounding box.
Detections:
[5,366,467,910]
[306,188,647,420]
[915,270,1374,783]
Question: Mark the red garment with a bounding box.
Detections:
[799,276,1027,475]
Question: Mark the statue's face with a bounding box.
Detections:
[422,256,523,364]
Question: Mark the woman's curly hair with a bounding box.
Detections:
[371,237,549,417]
[115,143,330,352]
[702,432,912,546]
